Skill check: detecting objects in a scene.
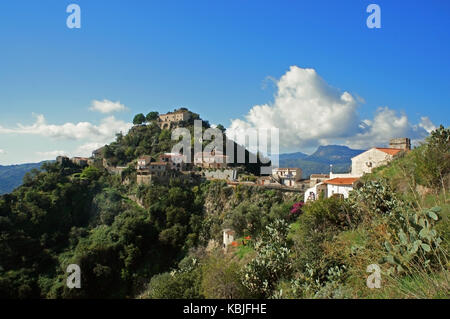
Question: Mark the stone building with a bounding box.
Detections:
[71,157,90,167]
[56,156,69,165]
[272,167,302,187]
[309,174,330,188]
[92,146,105,159]
[389,138,411,151]
[148,162,169,176]
[158,109,191,130]
[194,150,229,169]
[203,169,238,181]
[136,155,170,185]
[159,153,187,171]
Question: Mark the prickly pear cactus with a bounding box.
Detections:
[380,206,443,274]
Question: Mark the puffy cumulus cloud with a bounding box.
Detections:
[344,107,430,149]
[227,66,361,151]
[0,114,133,143]
[227,66,433,152]
[89,99,128,114]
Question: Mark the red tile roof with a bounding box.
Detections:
[375,148,403,156]
[324,177,359,185]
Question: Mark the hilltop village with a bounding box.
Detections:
[4,105,447,299]
[56,108,412,203]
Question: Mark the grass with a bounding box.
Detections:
[368,267,450,299]
[233,237,254,260]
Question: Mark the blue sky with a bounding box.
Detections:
[0,0,449,164]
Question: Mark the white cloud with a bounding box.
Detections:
[36,150,69,158]
[0,114,132,143]
[0,149,6,155]
[89,99,128,114]
[227,66,432,152]
[0,114,133,162]
[419,116,436,133]
[344,107,430,149]
[75,142,106,157]
[227,66,361,151]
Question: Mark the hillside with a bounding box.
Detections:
[279,145,365,178]
[0,162,47,195]
[0,119,448,299]
[141,126,449,299]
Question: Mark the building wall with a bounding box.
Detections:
[351,148,393,176]
[160,154,187,171]
[272,168,302,181]
[330,172,355,179]
[223,230,235,247]
[194,154,229,169]
[389,138,411,150]
[326,184,353,199]
[304,185,317,202]
[203,169,237,181]
[310,176,329,188]
[137,174,152,185]
[159,112,191,129]
[107,166,126,175]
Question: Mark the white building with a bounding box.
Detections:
[137,155,152,170]
[304,182,326,202]
[350,147,403,176]
[306,138,408,202]
[323,177,360,199]
[304,177,360,202]
[223,229,235,248]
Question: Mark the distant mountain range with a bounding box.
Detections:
[279,145,366,179]
[0,162,46,195]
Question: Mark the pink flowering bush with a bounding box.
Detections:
[289,201,304,219]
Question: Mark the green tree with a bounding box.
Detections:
[80,166,102,181]
[133,113,146,125]
[146,111,159,122]
[216,124,226,133]
[413,125,450,189]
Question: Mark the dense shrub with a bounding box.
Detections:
[242,220,291,298]
[201,252,251,299]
